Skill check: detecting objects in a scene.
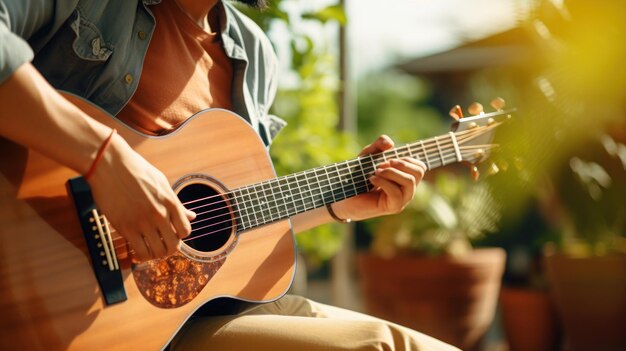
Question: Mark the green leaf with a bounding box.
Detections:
[302,5,347,25]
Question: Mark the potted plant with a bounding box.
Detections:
[539,128,626,351]
[357,171,505,351]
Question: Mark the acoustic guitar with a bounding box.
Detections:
[0,93,512,350]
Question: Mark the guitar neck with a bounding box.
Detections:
[230,132,464,232]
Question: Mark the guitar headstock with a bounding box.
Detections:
[448,98,515,180]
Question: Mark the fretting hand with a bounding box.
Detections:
[330,135,427,222]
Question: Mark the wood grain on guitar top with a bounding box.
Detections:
[0,92,296,350]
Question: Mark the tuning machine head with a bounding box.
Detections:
[467,102,484,115]
[449,105,463,121]
[490,97,506,111]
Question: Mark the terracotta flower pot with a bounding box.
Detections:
[545,253,626,351]
[357,248,506,351]
[500,287,561,351]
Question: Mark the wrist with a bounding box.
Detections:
[85,132,126,185]
[84,128,117,181]
[327,202,352,223]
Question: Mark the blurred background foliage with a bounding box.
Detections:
[238,0,626,270]
[480,0,626,256]
[236,0,357,266]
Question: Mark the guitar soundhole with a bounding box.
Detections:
[177,182,233,253]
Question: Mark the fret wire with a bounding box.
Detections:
[313,168,329,207]
[295,172,309,212]
[448,132,462,162]
[307,168,322,208]
[278,177,292,218]
[238,187,249,229]
[242,186,257,226]
[322,164,338,204]
[334,162,349,201]
[294,173,307,212]
[274,178,286,218]
[271,178,286,221]
[247,185,258,227]
[257,183,269,223]
[284,173,301,215]
[298,171,313,212]
[231,191,245,231]
[420,140,431,170]
[262,180,279,223]
[301,170,316,210]
[434,136,445,164]
[348,159,362,198]
[408,143,422,161]
[348,160,359,197]
[308,169,318,207]
[237,191,247,228]
[357,157,371,192]
[252,185,265,228]
[312,167,327,206]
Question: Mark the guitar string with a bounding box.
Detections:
[109,148,482,252]
[189,146,489,234]
[184,138,465,227]
[194,126,501,220]
[182,128,491,216]
[179,150,473,243]
[179,125,488,209]
[184,143,490,229]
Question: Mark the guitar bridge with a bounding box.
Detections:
[66,176,127,305]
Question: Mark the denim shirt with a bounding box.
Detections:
[0,0,285,145]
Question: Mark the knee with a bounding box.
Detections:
[357,322,395,351]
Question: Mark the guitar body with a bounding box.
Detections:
[0,93,296,350]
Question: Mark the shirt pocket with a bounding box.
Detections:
[69,9,113,62]
[33,9,113,98]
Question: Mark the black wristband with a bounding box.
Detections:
[326,204,351,223]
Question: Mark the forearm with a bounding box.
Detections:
[290,201,354,233]
[0,62,118,174]
[290,206,336,233]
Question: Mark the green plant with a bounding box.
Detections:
[237,0,357,265]
[369,172,501,258]
[545,130,626,256]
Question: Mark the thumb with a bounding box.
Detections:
[186,209,196,221]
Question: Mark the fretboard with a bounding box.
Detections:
[230,132,465,232]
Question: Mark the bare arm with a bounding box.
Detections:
[0,63,194,261]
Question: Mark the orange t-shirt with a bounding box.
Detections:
[117,0,233,135]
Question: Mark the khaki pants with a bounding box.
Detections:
[170,295,460,351]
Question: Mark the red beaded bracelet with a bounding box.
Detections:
[84,128,117,181]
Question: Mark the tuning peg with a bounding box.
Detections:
[449,105,463,121]
[474,149,485,162]
[487,163,500,176]
[490,97,506,111]
[470,165,480,181]
[467,102,484,115]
